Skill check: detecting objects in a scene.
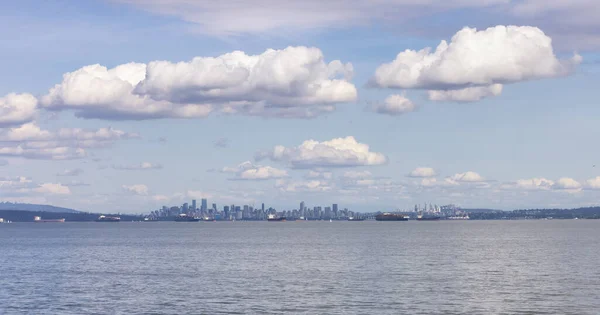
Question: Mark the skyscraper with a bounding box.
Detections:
[261,203,265,212]
[201,198,208,212]
[300,201,305,212]
[192,200,197,211]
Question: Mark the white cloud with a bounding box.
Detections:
[373,94,416,116]
[122,184,149,196]
[428,84,503,102]
[222,161,288,180]
[0,123,137,160]
[259,136,386,169]
[0,93,38,127]
[553,177,582,190]
[113,162,163,170]
[371,25,581,90]
[450,171,485,182]
[514,177,555,190]
[35,183,71,195]
[41,47,357,120]
[585,176,600,189]
[56,169,84,176]
[408,167,437,178]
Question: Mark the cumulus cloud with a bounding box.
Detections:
[122,184,149,195]
[408,167,437,178]
[112,162,163,170]
[586,176,600,189]
[514,177,555,190]
[40,47,357,120]
[221,161,288,180]
[258,136,386,169]
[371,26,581,90]
[420,177,459,187]
[553,177,582,190]
[34,183,71,195]
[373,94,416,116]
[450,171,485,182]
[0,123,137,160]
[428,84,503,102]
[0,93,38,127]
[56,169,84,176]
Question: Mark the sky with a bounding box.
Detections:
[2,0,600,213]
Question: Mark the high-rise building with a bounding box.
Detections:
[300,201,305,212]
[183,203,189,213]
[261,203,265,212]
[212,203,217,211]
[192,200,197,211]
[332,204,338,217]
[201,199,208,211]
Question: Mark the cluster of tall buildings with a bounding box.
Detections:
[148,200,358,221]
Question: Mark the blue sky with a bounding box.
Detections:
[2,0,600,213]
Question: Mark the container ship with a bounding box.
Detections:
[34,216,65,223]
[267,214,286,222]
[174,214,201,222]
[375,213,408,221]
[95,215,121,222]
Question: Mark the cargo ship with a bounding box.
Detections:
[375,213,408,221]
[416,213,440,221]
[174,214,201,222]
[34,216,65,223]
[267,214,286,222]
[95,215,121,222]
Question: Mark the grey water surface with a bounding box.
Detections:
[1,220,599,314]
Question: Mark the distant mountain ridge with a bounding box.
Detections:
[0,202,82,213]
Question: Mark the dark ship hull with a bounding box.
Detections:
[267,217,286,222]
[375,213,408,221]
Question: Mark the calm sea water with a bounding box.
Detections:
[1,220,599,314]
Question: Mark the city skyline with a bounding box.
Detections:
[2,1,600,213]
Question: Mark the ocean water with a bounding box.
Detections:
[1,220,599,314]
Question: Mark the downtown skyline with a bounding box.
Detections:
[2,1,600,213]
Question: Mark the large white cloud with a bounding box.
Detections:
[259,136,387,169]
[371,25,581,90]
[553,177,582,190]
[0,93,38,127]
[428,84,503,102]
[221,161,288,180]
[373,94,416,116]
[40,47,357,120]
[275,179,333,193]
[586,176,600,189]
